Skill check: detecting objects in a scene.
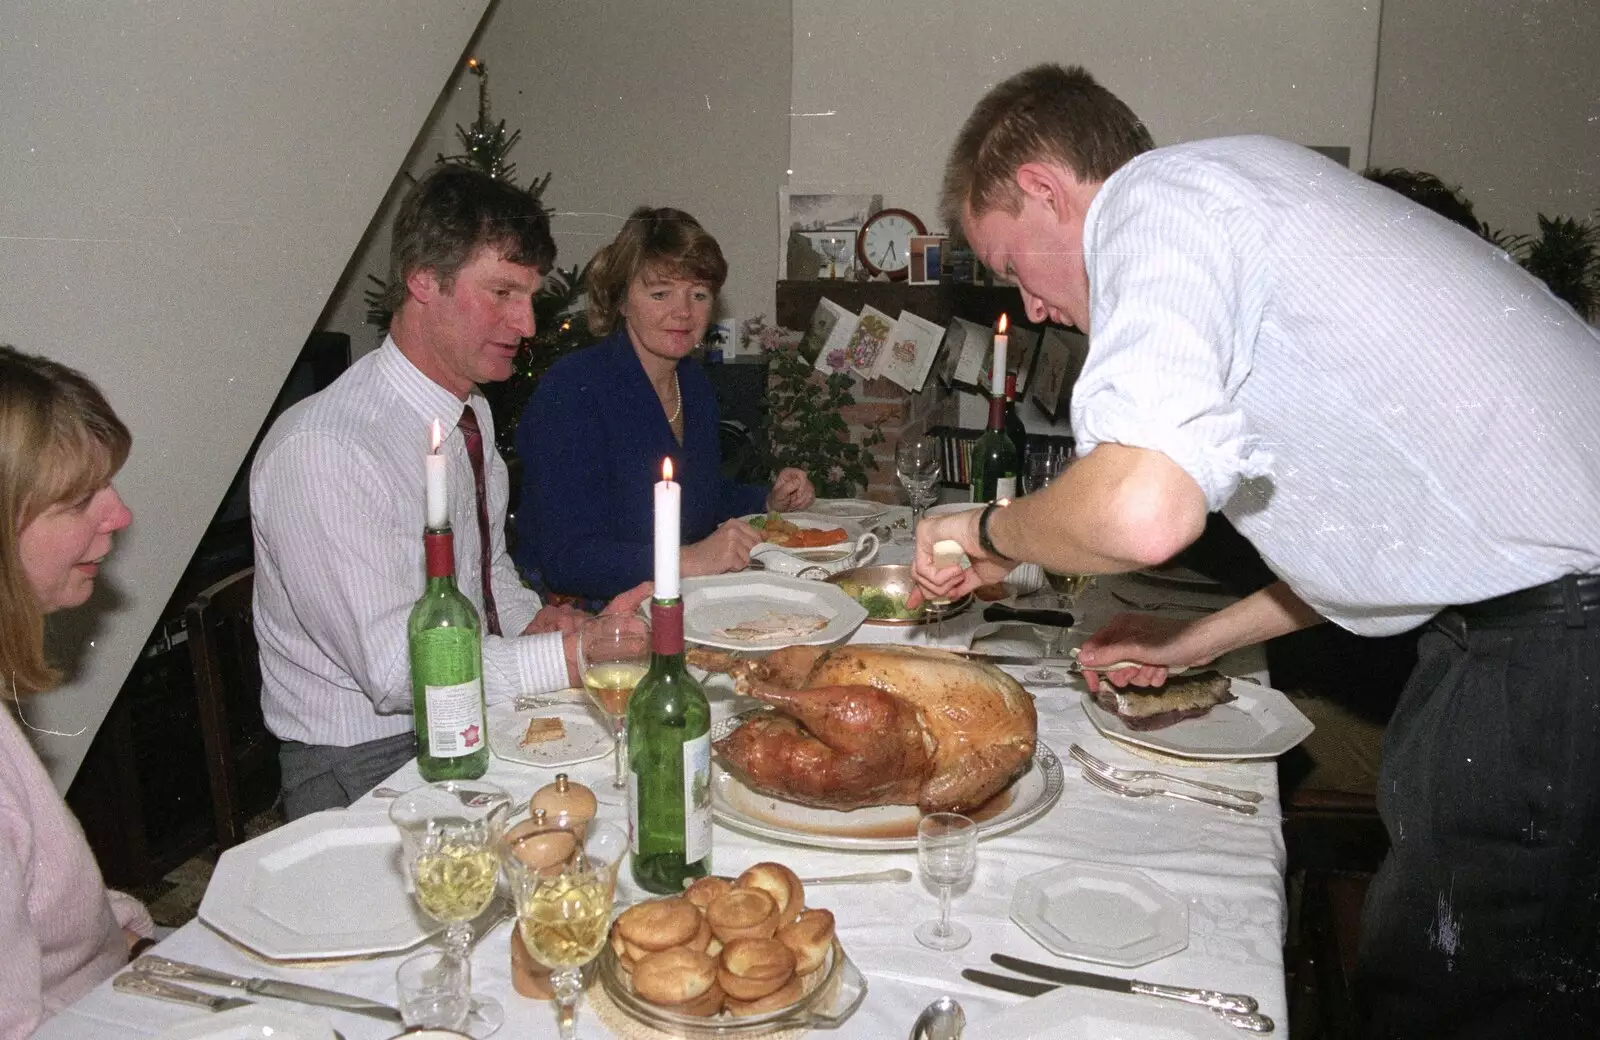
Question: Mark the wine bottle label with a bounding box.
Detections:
[996,476,1017,500]
[682,732,712,864]
[424,678,485,759]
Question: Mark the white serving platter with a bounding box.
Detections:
[709,713,1063,851]
[198,809,436,960]
[799,498,890,521]
[681,573,867,651]
[1010,861,1189,967]
[487,700,611,769]
[1078,678,1314,760]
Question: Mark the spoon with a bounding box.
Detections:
[910,995,965,1040]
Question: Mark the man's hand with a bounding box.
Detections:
[602,581,653,616]
[682,518,764,577]
[1077,612,1217,692]
[766,467,816,512]
[525,603,586,637]
[906,507,1015,608]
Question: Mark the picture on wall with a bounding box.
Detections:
[778,189,882,279]
[1029,326,1090,420]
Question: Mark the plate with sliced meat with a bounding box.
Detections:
[680,574,867,651]
[1078,674,1314,759]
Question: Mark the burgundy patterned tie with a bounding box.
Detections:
[455,405,502,636]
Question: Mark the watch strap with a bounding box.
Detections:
[978,499,1013,561]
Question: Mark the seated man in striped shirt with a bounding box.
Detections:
[251,166,648,820]
[913,64,1600,1038]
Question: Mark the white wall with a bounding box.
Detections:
[321,0,794,353]
[1368,0,1599,234]
[2,0,490,790]
[791,0,1382,233]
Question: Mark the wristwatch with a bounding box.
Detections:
[977,499,1013,561]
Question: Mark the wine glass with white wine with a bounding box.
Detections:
[579,613,651,791]
[506,818,628,1040]
[389,779,512,1038]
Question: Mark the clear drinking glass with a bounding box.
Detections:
[818,236,852,279]
[1024,572,1096,685]
[389,779,512,1038]
[915,812,977,951]
[1022,450,1063,496]
[396,951,470,1030]
[505,818,628,1040]
[578,614,650,790]
[896,435,944,535]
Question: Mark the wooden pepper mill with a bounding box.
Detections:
[529,773,597,835]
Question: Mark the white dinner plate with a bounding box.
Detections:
[487,700,612,768]
[1010,861,1189,967]
[157,1007,337,1040]
[1079,678,1315,760]
[199,809,436,960]
[800,498,890,521]
[741,512,863,541]
[680,573,867,651]
[710,713,1063,850]
[978,983,1238,1039]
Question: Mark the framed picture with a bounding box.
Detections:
[778,189,881,279]
[1029,327,1090,420]
[908,235,946,285]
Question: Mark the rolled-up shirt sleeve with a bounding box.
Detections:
[1074,157,1274,511]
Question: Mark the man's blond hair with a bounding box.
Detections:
[941,64,1153,230]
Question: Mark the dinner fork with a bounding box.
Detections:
[1079,765,1259,815]
[1069,744,1262,803]
[1109,590,1219,613]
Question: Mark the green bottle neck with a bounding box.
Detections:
[650,598,685,657]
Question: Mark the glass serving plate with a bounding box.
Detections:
[596,936,866,1037]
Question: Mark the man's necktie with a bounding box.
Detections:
[455,405,502,636]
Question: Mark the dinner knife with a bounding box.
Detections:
[990,953,1262,1015]
[961,968,1275,1034]
[131,956,403,1022]
[982,603,1075,628]
[114,973,252,1013]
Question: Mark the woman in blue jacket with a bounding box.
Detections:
[516,207,814,603]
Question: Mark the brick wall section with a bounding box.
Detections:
[844,374,956,503]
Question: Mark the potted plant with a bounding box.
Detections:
[1489,211,1600,322]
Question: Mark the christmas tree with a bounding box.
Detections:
[365,58,594,455]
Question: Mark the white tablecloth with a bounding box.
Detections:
[40,576,1288,1039]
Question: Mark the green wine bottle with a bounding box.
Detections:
[627,598,711,893]
[408,527,488,781]
[972,325,1020,502]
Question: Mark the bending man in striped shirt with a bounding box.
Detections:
[913,64,1600,1038]
[252,167,649,820]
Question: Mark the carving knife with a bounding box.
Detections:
[988,954,1272,1029]
[131,956,403,1022]
[962,968,1275,1034]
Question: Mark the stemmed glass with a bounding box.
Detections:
[818,236,852,279]
[504,817,628,1040]
[1024,572,1096,685]
[915,812,977,951]
[579,614,650,791]
[1022,450,1064,496]
[389,779,513,1038]
[896,434,943,536]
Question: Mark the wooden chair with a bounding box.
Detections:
[186,566,278,849]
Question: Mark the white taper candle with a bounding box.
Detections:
[424,418,448,529]
[654,457,681,599]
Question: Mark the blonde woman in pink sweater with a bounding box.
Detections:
[0,345,153,1038]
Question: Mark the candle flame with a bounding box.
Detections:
[430,419,443,452]
[662,457,674,481]
[997,313,1009,335]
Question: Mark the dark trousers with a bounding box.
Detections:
[278,731,417,820]
[1357,583,1600,1038]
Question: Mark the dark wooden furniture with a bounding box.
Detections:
[186,567,277,850]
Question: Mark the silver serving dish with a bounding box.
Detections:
[824,564,973,627]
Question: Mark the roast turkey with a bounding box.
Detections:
[705,644,1038,814]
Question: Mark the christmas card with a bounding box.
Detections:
[875,310,948,392]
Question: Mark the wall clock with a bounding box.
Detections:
[856,208,927,281]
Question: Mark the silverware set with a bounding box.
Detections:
[962,952,1274,1033]
[1070,744,1261,815]
[116,956,400,1024]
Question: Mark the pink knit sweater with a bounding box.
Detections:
[1,704,152,1039]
